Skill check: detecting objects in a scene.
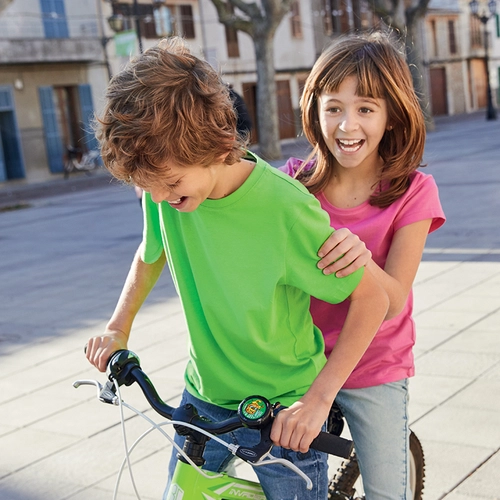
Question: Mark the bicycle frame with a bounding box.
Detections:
[167,460,266,500]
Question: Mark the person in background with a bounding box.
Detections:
[227,84,253,137]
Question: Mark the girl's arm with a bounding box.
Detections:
[86,243,166,372]
[318,220,432,318]
[366,219,432,318]
[272,268,389,452]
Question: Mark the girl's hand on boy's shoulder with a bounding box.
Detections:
[318,228,371,278]
[85,330,128,373]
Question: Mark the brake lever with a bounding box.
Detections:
[73,379,118,405]
[73,379,103,398]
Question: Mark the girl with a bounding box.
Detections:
[281,31,445,499]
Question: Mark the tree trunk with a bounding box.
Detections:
[0,0,12,12]
[405,21,435,131]
[253,34,282,160]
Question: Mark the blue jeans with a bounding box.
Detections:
[163,389,328,500]
[335,379,412,500]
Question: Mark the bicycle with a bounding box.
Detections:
[74,349,355,500]
[64,145,101,179]
[326,402,425,499]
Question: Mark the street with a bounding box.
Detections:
[0,111,499,499]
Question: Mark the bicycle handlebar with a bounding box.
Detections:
[97,349,354,460]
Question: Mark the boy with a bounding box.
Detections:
[86,37,388,500]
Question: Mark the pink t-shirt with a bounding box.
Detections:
[280,158,445,388]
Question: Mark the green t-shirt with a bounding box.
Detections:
[142,154,363,409]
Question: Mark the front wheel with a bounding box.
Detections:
[328,430,425,500]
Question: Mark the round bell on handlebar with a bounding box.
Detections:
[238,396,272,428]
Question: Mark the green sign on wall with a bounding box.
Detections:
[114,30,138,57]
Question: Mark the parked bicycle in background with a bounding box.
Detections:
[64,145,101,179]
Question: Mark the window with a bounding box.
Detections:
[137,4,157,39]
[334,0,349,34]
[112,3,156,39]
[448,20,457,55]
[498,67,500,104]
[225,25,240,58]
[179,5,195,39]
[154,5,173,37]
[112,3,195,40]
[224,3,239,58]
[322,0,333,36]
[430,19,438,57]
[470,15,482,49]
[290,1,303,39]
[351,0,371,30]
[40,0,69,39]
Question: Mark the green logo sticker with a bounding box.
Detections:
[241,398,266,420]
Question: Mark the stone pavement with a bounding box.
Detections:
[0,111,499,499]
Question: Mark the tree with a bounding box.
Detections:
[0,0,12,12]
[208,0,295,160]
[369,0,435,129]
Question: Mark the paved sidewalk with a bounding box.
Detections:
[0,112,499,499]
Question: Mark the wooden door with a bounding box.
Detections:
[430,67,448,116]
[276,80,296,139]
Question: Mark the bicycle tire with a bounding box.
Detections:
[63,160,75,179]
[328,430,425,500]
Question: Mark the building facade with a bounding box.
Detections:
[423,0,499,116]
[0,0,110,182]
[0,0,498,183]
[105,0,319,144]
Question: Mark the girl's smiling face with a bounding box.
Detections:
[318,75,389,173]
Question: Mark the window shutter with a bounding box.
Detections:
[78,84,99,152]
[40,0,69,38]
[39,86,64,173]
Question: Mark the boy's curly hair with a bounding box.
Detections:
[299,30,426,208]
[96,37,246,186]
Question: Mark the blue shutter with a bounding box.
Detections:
[40,0,69,39]
[0,86,25,180]
[498,68,500,105]
[78,84,99,151]
[39,86,64,173]
[0,126,5,182]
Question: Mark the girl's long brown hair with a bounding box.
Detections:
[299,31,426,208]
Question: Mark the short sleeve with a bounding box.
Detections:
[279,157,316,178]
[393,173,445,234]
[285,196,364,304]
[141,192,164,264]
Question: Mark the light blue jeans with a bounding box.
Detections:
[163,389,328,500]
[335,379,412,500]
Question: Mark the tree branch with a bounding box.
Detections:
[406,0,433,25]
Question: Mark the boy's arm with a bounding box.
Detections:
[319,220,432,318]
[86,243,166,372]
[271,268,389,453]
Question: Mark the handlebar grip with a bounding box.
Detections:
[310,432,353,459]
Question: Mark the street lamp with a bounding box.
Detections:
[469,0,498,120]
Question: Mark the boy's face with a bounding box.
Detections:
[143,161,226,212]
